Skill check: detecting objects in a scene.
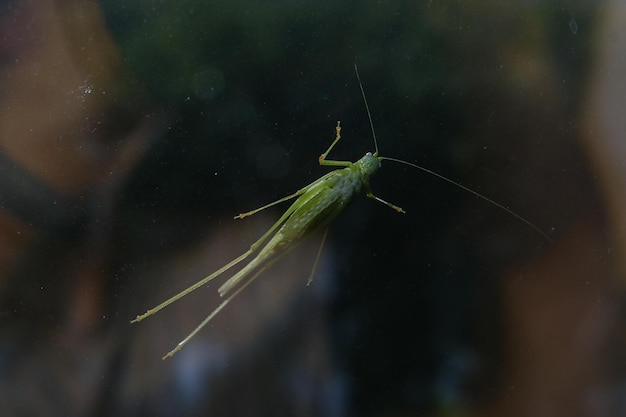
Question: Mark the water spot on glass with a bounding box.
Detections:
[569,14,578,34]
[69,78,96,104]
[192,66,225,100]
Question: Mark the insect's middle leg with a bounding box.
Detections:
[307,227,328,286]
[235,189,307,220]
[367,192,405,214]
[365,182,405,214]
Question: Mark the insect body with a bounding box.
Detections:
[132,121,402,359]
[219,130,393,298]
[132,66,551,359]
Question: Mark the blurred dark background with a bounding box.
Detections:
[1,1,623,416]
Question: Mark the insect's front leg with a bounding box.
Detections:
[318,121,352,167]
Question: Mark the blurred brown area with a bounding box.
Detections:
[0,0,160,414]
[1,1,625,417]
[469,2,626,416]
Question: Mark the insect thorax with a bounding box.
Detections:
[356,152,381,178]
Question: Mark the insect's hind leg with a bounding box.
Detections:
[131,248,255,323]
[162,263,269,359]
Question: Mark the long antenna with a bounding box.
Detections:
[381,156,553,242]
[354,65,552,243]
[354,64,379,155]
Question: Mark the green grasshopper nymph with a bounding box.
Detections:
[132,66,552,359]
